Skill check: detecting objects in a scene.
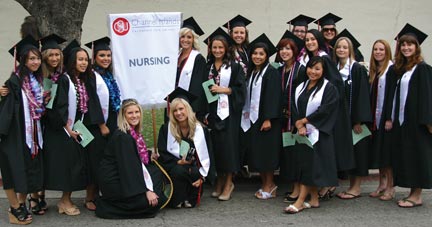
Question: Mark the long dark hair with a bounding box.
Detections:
[206,36,233,68]
[93,49,113,74]
[305,56,326,97]
[65,48,91,84]
[247,42,270,77]
[17,48,43,85]
[306,29,328,58]
[275,38,299,63]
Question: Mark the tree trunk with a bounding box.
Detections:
[15,0,89,43]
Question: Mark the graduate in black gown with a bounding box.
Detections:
[241,34,281,200]
[284,56,339,214]
[82,37,121,211]
[390,24,432,208]
[174,17,207,122]
[158,88,214,208]
[368,39,395,200]
[44,41,90,216]
[204,28,246,201]
[0,36,45,224]
[332,35,372,200]
[95,99,168,219]
[274,31,307,202]
[222,15,252,75]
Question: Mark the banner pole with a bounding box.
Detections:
[152,108,158,156]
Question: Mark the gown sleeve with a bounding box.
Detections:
[157,124,179,171]
[190,54,208,121]
[351,62,372,124]
[261,66,282,120]
[84,74,104,125]
[229,61,246,113]
[416,62,432,125]
[0,74,19,136]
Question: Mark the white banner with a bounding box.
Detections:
[108,12,181,108]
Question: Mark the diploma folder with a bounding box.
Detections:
[202,79,219,103]
[72,120,94,147]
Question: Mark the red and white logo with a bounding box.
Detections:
[112,17,130,36]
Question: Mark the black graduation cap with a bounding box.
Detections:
[330,29,361,49]
[84,36,111,52]
[222,14,252,31]
[164,87,197,104]
[62,39,80,64]
[395,23,428,45]
[279,30,305,51]
[182,17,205,36]
[204,27,235,46]
[314,13,342,26]
[8,35,39,63]
[248,33,277,57]
[40,34,66,52]
[287,14,315,27]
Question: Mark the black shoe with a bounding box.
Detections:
[8,203,32,224]
[39,194,48,211]
[28,195,45,215]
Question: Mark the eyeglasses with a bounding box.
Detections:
[322,28,336,33]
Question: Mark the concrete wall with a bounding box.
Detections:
[1,0,432,82]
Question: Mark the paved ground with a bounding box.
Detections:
[0,175,431,227]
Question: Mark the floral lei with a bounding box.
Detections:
[22,73,45,120]
[74,76,88,114]
[208,64,220,85]
[129,127,149,165]
[50,70,61,83]
[95,66,121,112]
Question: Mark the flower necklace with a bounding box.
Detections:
[96,66,121,112]
[129,127,149,165]
[208,64,221,85]
[50,70,61,83]
[74,76,88,114]
[22,73,45,120]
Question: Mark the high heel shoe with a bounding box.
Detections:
[318,187,336,201]
[256,185,278,200]
[57,203,80,216]
[28,195,45,215]
[8,204,32,225]
[218,183,235,201]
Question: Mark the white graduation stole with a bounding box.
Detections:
[395,64,417,125]
[338,60,355,82]
[295,79,329,145]
[166,123,210,177]
[241,63,269,132]
[64,73,78,136]
[22,90,43,151]
[177,50,199,91]
[299,50,327,66]
[375,61,393,129]
[94,71,109,122]
[141,163,153,191]
[217,64,231,120]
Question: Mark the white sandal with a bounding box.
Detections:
[256,186,278,200]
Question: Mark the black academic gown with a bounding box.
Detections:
[391,62,432,189]
[245,65,282,172]
[343,62,372,176]
[207,61,246,173]
[95,130,166,219]
[43,74,86,191]
[369,66,397,169]
[0,73,43,193]
[277,62,307,182]
[157,124,215,208]
[175,53,208,122]
[292,80,339,187]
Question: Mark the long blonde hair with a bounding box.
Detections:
[41,48,63,78]
[179,27,200,51]
[169,98,197,142]
[369,39,392,83]
[117,99,143,133]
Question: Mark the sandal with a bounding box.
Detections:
[284,204,304,214]
[398,199,422,208]
[337,191,361,200]
[379,189,395,201]
[318,187,336,201]
[84,200,96,211]
[39,194,48,211]
[8,203,32,225]
[369,188,385,198]
[28,196,45,215]
[256,186,278,200]
[58,203,80,216]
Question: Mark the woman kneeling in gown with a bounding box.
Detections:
[95,98,168,219]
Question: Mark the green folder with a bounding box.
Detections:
[45,84,57,109]
[72,120,94,148]
[180,140,190,158]
[282,132,296,147]
[352,124,371,145]
[202,79,219,103]
[295,134,313,148]
[43,78,53,91]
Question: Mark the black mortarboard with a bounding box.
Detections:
[287,14,315,27]
[395,23,428,45]
[314,13,342,26]
[62,39,80,64]
[248,33,277,57]
[8,35,39,62]
[222,14,252,31]
[204,27,235,46]
[330,29,361,49]
[279,30,305,51]
[84,36,111,52]
[164,87,197,104]
[182,17,204,36]
[40,34,66,52]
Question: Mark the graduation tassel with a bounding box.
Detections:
[195,152,202,206]
[91,41,95,65]
[13,46,17,74]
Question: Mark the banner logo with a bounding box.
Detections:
[112,18,130,36]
